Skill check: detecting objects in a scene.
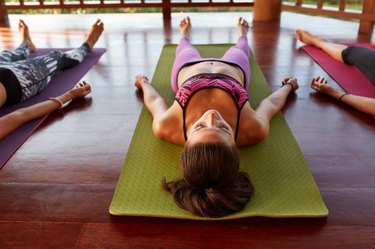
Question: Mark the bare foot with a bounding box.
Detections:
[238,17,249,37]
[372,40,375,47]
[85,19,104,52]
[19,19,36,52]
[295,29,322,46]
[180,16,191,38]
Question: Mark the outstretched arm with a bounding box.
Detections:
[134,75,169,121]
[255,77,298,122]
[311,76,375,116]
[0,81,91,140]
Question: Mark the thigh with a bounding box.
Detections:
[342,46,375,85]
[10,51,63,101]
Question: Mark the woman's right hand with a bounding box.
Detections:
[281,77,299,92]
[135,75,149,90]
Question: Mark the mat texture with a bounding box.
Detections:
[110,44,328,220]
[302,43,375,98]
[0,48,106,169]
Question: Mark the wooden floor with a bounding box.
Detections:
[0,12,375,248]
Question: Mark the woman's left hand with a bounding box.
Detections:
[69,81,92,99]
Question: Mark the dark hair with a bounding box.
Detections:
[162,141,254,218]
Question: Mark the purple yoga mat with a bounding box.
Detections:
[0,48,106,169]
[302,43,375,98]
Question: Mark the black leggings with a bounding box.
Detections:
[342,45,375,86]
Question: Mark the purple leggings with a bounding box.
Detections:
[171,36,251,93]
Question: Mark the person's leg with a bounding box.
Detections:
[0,43,29,63]
[295,29,347,63]
[0,20,36,63]
[221,17,251,89]
[59,43,90,70]
[7,19,104,102]
[9,50,65,102]
[342,46,375,85]
[61,18,103,68]
[58,18,104,70]
[171,17,202,93]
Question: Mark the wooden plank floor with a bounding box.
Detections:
[0,12,374,248]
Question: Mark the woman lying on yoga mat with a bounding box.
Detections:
[296,30,375,116]
[135,16,299,217]
[0,19,103,109]
[0,19,103,139]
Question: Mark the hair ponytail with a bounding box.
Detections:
[162,142,254,218]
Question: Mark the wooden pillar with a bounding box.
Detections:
[359,0,375,35]
[253,0,281,22]
[162,0,171,21]
[0,0,9,25]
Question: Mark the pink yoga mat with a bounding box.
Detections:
[302,43,375,98]
[0,48,106,169]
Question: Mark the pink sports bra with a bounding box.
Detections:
[175,73,249,141]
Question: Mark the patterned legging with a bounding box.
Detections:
[0,42,89,102]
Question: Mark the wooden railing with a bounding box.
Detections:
[0,0,374,34]
[0,0,255,22]
[282,0,375,34]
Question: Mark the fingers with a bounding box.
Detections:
[74,80,91,93]
[282,77,296,85]
[136,75,148,82]
[311,76,327,85]
[310,76,328,91]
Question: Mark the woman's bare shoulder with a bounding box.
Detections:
[152,101,185,145]
[236,104,269,147]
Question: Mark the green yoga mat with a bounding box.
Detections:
[109,44,328,220]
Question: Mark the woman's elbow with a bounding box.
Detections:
[152,122,166,140]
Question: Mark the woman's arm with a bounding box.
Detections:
[255,77,298,122]
[134,75,171,131]
[238,78,298,146]
[311,76,375,116]
[0,81,91,140]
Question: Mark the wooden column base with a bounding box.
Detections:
[253,0,282,22]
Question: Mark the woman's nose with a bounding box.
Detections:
[206,112,217,126]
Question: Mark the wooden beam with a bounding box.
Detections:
[282,5,375,21]
[317,0,323,9]
[338,0,346,11]
[162,0,171,21]
[0,0,9,25]
[359,0,375,35]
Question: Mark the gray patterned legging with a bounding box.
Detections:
[0,42,89,102]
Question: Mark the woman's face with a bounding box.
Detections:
[187,110,235,145]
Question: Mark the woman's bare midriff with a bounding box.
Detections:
[177,61,245,87]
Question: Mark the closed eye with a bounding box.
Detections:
[220,125,229,131]
[195,124,205,131]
